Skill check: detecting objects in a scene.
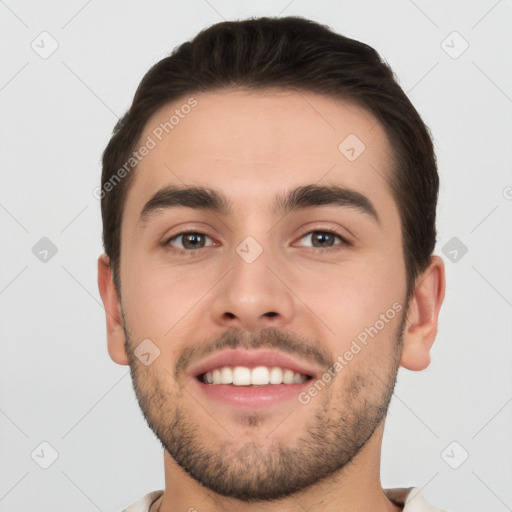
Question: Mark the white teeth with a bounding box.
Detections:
[251,366,269,385]
[269,367,283,384]
[201,366,307,386]
[282,369,295,384]
[293,372,303,383]
[220,367,233,384]
[233,366,251,385]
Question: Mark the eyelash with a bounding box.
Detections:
[163,229,350,256]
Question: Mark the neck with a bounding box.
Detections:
[154,422,402,512]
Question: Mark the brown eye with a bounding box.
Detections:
[298,230,346,249]
[311,232,336,247]
[167,232,213,250]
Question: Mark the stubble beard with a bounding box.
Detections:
[125,317,404,501]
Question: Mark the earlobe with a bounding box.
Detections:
[400,255,446,371]
[97,253,129,366]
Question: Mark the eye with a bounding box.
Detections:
[297,230,349,250]
[166,232,215,252]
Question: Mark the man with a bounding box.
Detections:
[98,16,447,512]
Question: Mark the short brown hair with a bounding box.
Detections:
[101,16,438,299]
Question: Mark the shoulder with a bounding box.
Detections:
[385,487,450,511]
[121,490,164,512]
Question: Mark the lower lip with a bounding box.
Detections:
[191,377,311,408]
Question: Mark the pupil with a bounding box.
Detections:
[184,233,204,249]
[313,232,333,247]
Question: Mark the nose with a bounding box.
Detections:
[209,241,295,332]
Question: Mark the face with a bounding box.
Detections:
[118,88,408,500]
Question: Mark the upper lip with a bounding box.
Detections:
[189,349,319,379]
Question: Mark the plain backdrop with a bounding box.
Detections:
[1,1,511,511]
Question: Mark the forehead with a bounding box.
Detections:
[123,88,398,224]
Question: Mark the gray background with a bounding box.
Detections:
[1,1,511,511]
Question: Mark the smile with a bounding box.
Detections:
[200,366,310,386]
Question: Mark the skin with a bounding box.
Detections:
[98,88,445,512]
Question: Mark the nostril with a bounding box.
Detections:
[264,312,278,318]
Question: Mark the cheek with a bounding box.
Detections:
[120,256,213,342]
[290,252,406,343]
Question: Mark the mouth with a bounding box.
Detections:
[188,349,317,408]
[198,366,311,386]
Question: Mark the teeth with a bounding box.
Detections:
[282,369,295,384]
[202,366,307,386]
[220,367,233,384]
[233,366,251,386]
[293,372,303,383]
[251,366,269,385]
[269,367,283,384]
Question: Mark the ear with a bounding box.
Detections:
[400,255,446,371]
[97,253,129,366]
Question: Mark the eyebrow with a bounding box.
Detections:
[138,184,380,224]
